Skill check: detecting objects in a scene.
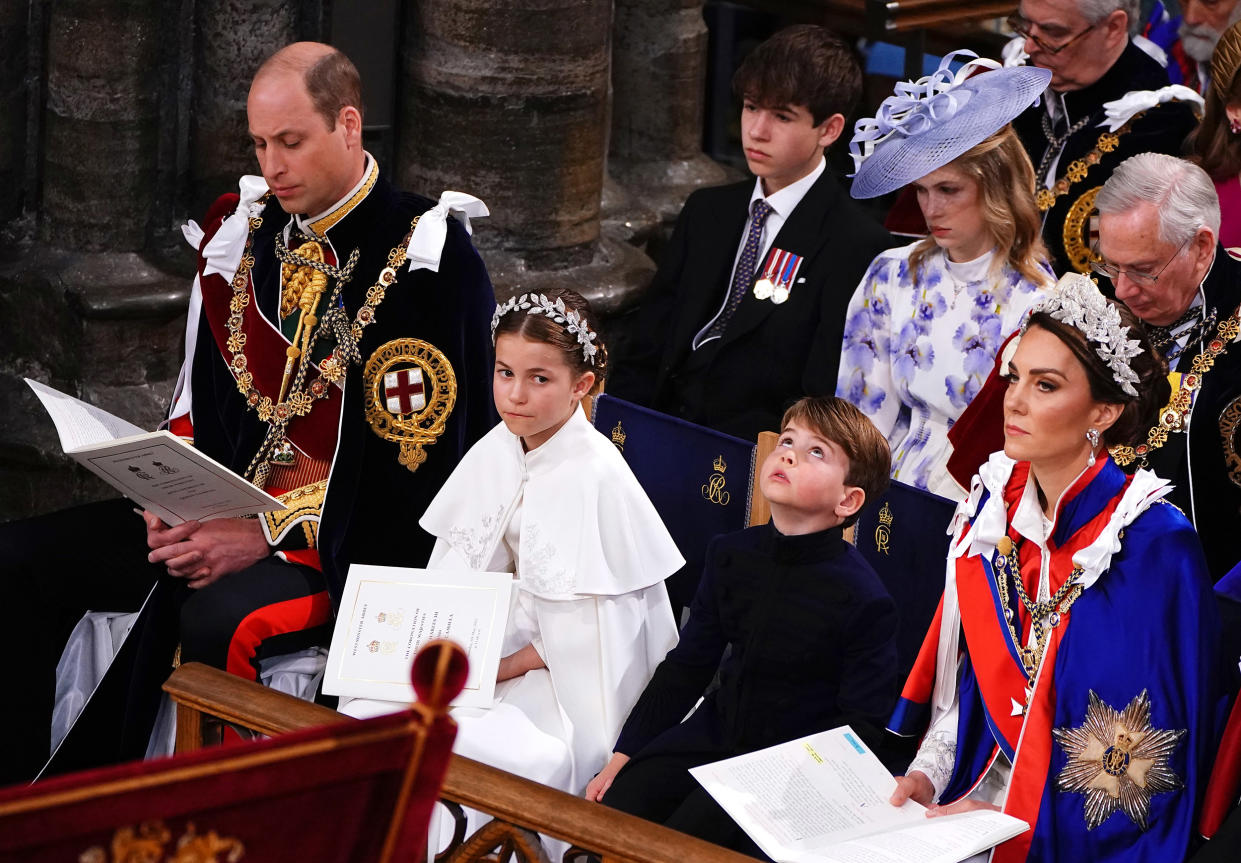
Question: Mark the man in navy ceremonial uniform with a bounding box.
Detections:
[0,42,496,784]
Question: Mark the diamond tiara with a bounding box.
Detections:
[1022,273,1143,397]
[490,292,599,365]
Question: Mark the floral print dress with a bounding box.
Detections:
[836,243,1049,495]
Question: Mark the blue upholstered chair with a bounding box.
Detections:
[851,480,955,685]
[590,395,758,617]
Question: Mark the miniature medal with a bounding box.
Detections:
[753,248,784,300]
[756,248,804,304]
[772,250,804,305]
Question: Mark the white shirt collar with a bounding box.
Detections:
[1010,462,1093,550]
[747,156,826,219]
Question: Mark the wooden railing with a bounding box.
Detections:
[739,0,1016,78]
[752,0,1016,30]
[163,664,762,863]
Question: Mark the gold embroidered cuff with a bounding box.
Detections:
[261,480,328,548]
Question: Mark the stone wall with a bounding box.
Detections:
[0,0,727,521]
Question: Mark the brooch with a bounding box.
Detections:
[1053,689,1185,830]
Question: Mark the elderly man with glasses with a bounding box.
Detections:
[945,152,1241,583]
[1093,153,1241,582]
[1008,0,1203,276]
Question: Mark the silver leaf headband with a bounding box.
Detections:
[490,292,599,365]
[1022,274,1143,397]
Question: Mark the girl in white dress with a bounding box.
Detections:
[417,287,682,806]
[838,53,1055,498]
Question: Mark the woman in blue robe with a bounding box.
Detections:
[889,274,1221,862]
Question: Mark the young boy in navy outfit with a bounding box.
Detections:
[586,397,899,855]
[607,26,892,441]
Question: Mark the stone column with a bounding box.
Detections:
[41,0,163,251]
[0,0,26,225]
[190,0,299,214]
[608,0,732,229]
[398,0,653,315]
[0,0,188,519]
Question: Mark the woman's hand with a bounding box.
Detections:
[496,643,546,682]
[926,798,1001,817]
[584,752,631,802]
[889,770,935,807]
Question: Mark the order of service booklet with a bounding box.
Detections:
[323,564,513,709]
[26,378,284,525]
[690,726,1029,863]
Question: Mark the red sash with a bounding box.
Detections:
[196,201,342,462]
[955,461,1129,863]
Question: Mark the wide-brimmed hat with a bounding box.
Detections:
[849,50,1051,199]
[1211,20,1241,97]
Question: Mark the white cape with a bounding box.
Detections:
[418,406,682,793]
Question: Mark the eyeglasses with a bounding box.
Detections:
[1006,13,1096,55]
[1090,237,1191,286]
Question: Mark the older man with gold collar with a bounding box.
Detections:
[1093,153,1241,581]
[1009,0,1203,275]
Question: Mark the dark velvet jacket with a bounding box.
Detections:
[608,169,892,441]
[1138,247,1241,581]
[191,172,497,603]
[614,522,899,760]
[1012,41,1199,275]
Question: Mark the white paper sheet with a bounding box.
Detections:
[690,727,1028,863]
[323,564,513,708]
[25,378,283,524]
[27,378,145,449]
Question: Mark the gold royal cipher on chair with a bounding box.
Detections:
[874,502,893,555]
[702,455,730,506]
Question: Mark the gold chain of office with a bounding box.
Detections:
[222,196,419,480]
[1034,118,1136,213]
[1110,307,1240,467]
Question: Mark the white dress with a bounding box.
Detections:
[836,244,1049,497]
[392,403,677,780]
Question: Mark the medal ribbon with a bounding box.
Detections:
[779,252,800,287]
[760,249,787,284]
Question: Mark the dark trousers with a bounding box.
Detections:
[0,498,328,786]
[601,750,769,859]
[1190,804,1241,861]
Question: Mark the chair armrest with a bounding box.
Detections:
[163,664,762,862]
[162,662,348,739]
[749,430,779,527]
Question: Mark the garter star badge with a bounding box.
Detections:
[1052,689,1185,830]
[364,338,457,473]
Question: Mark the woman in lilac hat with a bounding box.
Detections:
[837,53,1054,499]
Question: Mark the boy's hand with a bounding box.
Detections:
[889,770,935,807]
[497,643,546,682]
[584,752,630,802]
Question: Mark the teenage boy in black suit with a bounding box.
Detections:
[609,25,893,441]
